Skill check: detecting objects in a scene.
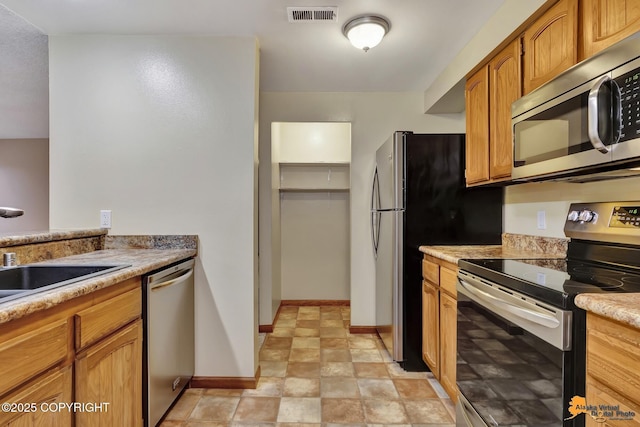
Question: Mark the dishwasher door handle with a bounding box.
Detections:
[150,269,194,292]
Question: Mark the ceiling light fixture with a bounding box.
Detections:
[342,15,390,52]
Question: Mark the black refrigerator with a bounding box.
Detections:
[372,131,503,371]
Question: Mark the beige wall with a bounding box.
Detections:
[259,91,465,327]
[0,139,49,233]
[48,35,259,378]
[505,177,640,237]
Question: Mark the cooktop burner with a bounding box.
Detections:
[458,258,640,308]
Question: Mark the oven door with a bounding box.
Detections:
[456,270,573,427]
[512,73,619,181]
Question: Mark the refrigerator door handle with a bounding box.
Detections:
[371,168,381,258]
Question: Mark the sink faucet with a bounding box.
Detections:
[0,207,24,218]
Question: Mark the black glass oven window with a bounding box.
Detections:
[513,92,593,167]
[457,302,564,426]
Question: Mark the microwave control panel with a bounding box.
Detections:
[616,68,640,142]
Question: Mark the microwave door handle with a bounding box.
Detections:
[588,75,613,154]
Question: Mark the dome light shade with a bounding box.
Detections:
[343,15,390,52]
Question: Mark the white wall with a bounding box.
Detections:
[48,35,259,378]
[505,177,640,238]
[0,139,49,233]
[259,92,464,326]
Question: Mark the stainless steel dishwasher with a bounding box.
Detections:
[143,258,195,427]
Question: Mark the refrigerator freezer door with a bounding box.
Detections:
[375,209,404,362]
[375,132,405,210]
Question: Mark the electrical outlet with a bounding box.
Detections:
[100,210,112,229]
[537,210,546,230]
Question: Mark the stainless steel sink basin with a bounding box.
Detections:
[0,264,130,303]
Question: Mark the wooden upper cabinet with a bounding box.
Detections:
[465,65,490,185]
[581,0,640,59]
[489,38,521,180]
[523,0,578,94]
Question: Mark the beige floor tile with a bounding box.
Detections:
[260,348,290,361]
[291,337,320,349]
[289,348,320,362]
[348,336,378,349]
[164,389,202,420]
[319,311,342,320]
[202,388,244,396]
[297,312,320,320]
[276,319,297,328]
[189,396,240,421]
[320,361,354,377]
[279,306,298,314]
[278,312,298,320]
[320,338,348,349]
[263,336,293,350]
[276,424,320,427]
[321,398,365,423]
[232,396,280,422]
[286,362,321,378]
[321,348,351,362]
[353,363,390,378]
[385,362,429,379]
[159,420,186,426]
[277,397,321,423]
[404,399,454,424]
[260,361,288,378]
[362,399,409,424]
[320,327,347,338]
[185,422,229,427]
[298,306,320,314]
[283,377,320,397]
[293,327,320,337]
[350,349,383,362]
[271,328,295,337]
[320,319,344,328]
[242,377,284,397]
[320,377,360,398]
[393,378,438,399]
[296,319,320,328]
[357,378,400,399]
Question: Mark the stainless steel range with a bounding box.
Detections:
[455,201,640,427]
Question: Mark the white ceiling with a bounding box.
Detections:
[0,0,505,93]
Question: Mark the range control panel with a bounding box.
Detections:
[610,206,640,228]
[564,202,640,245]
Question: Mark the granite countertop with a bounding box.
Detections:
[419,245,565,265]
[0,229,107,248]
[575,294,640,330]
[0,248,196,325]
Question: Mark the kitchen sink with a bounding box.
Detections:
[0,264,130,302]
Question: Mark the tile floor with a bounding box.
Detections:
[160,305,456,426]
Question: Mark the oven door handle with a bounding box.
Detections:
[458,278,560,329]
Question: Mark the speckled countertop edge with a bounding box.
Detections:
[575,294,640,330]
[418,245,565,265]
[0,229,107,248]
[0,248,196,325]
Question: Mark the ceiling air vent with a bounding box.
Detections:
[287,7,338,23]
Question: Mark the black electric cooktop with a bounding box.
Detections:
[458,258,640,309]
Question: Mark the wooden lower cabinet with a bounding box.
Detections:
[422,280,439,375]
[421,254,458,401]
[439,292,457,402]
[0,366,73,427]
[585,312,640,427]
[75,319,143,427]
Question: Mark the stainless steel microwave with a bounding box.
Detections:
[511,32,640,182]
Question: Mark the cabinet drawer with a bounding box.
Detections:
[440,267,458,298]
[0,320,68,396]
[75,287,141,350]
[422,259,439,284]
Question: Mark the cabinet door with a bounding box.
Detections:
[523,0,578,94]
[465,65,490,185]
[440,292,457,402]
[422,280,440,378]
[0,366,73,426]
[582,0,640,59]
[585,378,640,427]
[75,320,143,427]
[489,38,521,180]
